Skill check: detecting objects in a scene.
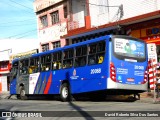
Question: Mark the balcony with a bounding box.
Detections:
[66,16,91,36]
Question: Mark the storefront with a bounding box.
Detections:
[127,18,160,63]
[0,61,11,92]
[0,49,11,92]
[127,18,160,90]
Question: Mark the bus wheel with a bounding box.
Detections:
[60,83,70,102]
[17,95,20,99]
[19,86,28,100]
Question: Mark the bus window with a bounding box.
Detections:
[74,46,87,67]
[41,54,51,71]
[52,51,62,70]
[46,54,51,70]
[97,41,105,52]
[19,59,29,75]
[63,49,73,68]
[88,41,106,65]
[88,44,97,65]
[11,61,18,79]
[89,44,96,54]
[29,57,39,74]
[97,41,105,64]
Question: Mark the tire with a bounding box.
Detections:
[60,83,71,102]
[16,95,20,99]
[19,86,28,100]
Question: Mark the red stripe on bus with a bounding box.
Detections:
[44,73,52,94]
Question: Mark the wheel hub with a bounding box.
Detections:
[62,87,68,98]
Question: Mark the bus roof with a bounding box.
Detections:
[11,35,145,63]
[31,35,112,58]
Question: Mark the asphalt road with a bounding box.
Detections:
[0,94,160,120]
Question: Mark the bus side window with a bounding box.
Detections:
[63,49,73,69]
[29,58,34,74]
[89,55,96,64]
[97,41,105,64]
[53,61,61,69]
[80,57,86,66]
[52,52,62,70]
[74,58,80,67]
[19,59,29,75]
[74,45,87,67]
[88,44,97,65]
[11,62,18,79]
[41,54,51,72]
[46,54,51,71]
[88,41,105,65]
[29,57,39,74]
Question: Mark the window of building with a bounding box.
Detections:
[42,44,49,52]
[65,39,69,46]
[72,37,87,44]
[72,38,80,44]
[52,41,61,49]
[40,15,48,28]
[50,11,59,25]
[63,6,68,18]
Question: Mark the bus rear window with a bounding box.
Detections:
[113,38,146,62]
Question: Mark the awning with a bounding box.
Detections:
[141,36,160,45]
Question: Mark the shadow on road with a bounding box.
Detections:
[8,94,138,103]
[68,101,95,119]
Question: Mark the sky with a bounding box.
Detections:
[0,0,40,54]
[0,0,38,40]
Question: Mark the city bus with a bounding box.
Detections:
[10,35,148,101]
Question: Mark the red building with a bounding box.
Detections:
[0,49,11,92]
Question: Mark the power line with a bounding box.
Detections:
[16,30,37,39]
[0,19,35,24]
[1,29,37,39]
[87,2,120,8]
[88,2,124,21]
[2,1,34,14]
[26,0,34,2]
[9,0,33,11]
[0,23,36,27]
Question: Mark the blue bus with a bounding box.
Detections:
[10,35,148,101]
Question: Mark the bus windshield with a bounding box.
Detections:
[113,37,146,62]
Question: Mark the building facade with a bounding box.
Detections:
[33,0,69,52]
[65,0,160,38]
[34,0,160,52]
[0,49,11,92]
[0,39,39,92]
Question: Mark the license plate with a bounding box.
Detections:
[127,78,134,82]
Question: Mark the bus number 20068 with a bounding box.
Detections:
[90,68,101,74]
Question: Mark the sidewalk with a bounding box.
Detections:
[139,92,160,103]
[0,91,11,99]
